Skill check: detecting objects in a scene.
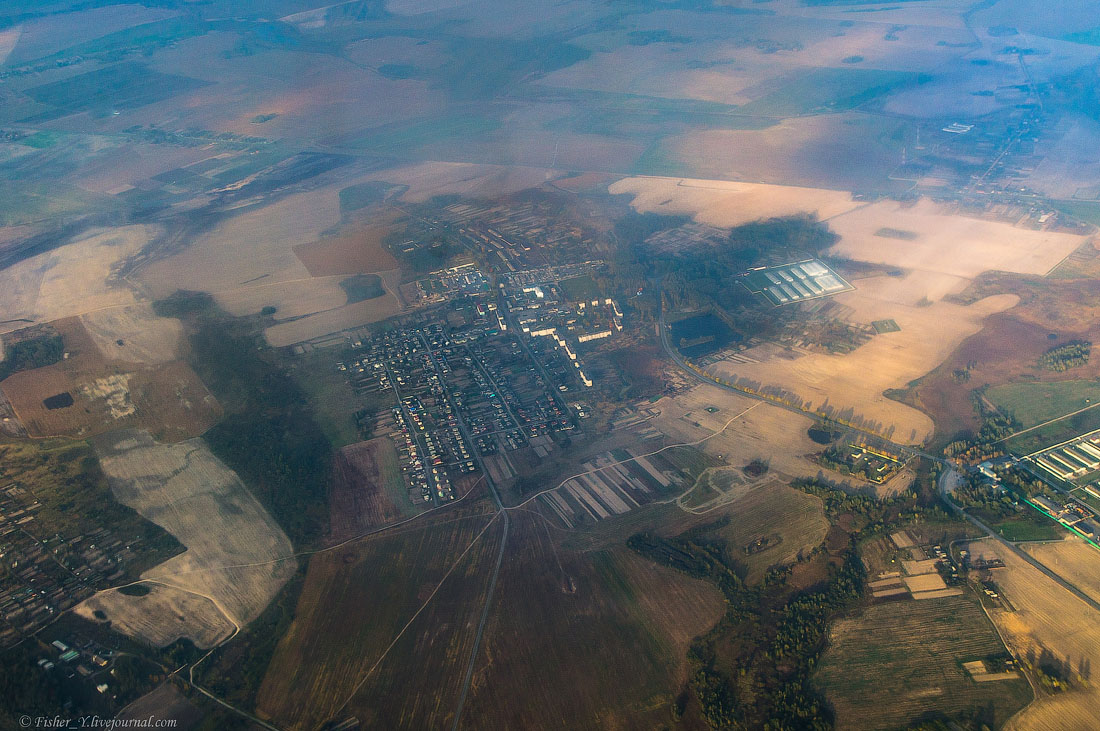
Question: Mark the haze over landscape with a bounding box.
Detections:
[6,0,1100,728]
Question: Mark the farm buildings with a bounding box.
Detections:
[1029,431,1100,483]
[741,259,853,306]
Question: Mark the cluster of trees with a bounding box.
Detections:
[1039,340,1091,371]
[156,292,331,546]
[631,522,856,729]
[627,475,935,730]
[0,333,63,380]
[817,447,881,482]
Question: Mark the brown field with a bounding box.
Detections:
[76,429,296,647]
[815,594,1032,730]
[255,505,499,728]
[1,317,219,441]
[707,279,1018,444]
[75,583,235,649]
[663,113,909,191]
[1023,536,1100,606]
[359,161,557,203]
[116,683,204,730]
[459,511,725,729]
[907,311,1100,442]
[608,176,860,228]
[329,437,420,542]
[965,538,1100,730]
[292,220,400,277]
[827,199,1086,279]
[0,225,155,335]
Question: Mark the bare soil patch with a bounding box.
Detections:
[75,429,296,647]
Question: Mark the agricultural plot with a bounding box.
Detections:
[76,429,295,648]
[0,225,155,335]
[76,583,234,649]
[329,438,421,542]
[80,303,183,366]
[987,380,1100,432]
[707,275,1018,445]
[537,447,685,528]
[964,539,1100,731]
[814,595,1031,730]
[255,506,499,729]
[459,511,725,729]
[711,481,829,584]
[1,317,219,442]
[608,176,859,229]
[18,62,209,123]
[827,198,1086,279]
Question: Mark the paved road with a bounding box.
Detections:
[938,467,1100,614]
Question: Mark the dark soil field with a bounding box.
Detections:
[814,595,1031,730]
[328,438,418,542]
[459,511,725,729]
[255,503,500,729]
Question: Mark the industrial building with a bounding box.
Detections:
[741,259,854,306]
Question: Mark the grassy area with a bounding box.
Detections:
[975,509,1065,542]
[0,181,115,226]
[987,380,1100,429]
[733,68,925,117]
[559,274,601,302]
[814,595,1031,729]
[1002,405,1100,456]
[1052,199,1100,226]
[21,62,208,121]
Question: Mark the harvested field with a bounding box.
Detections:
[255,506,499,729]
[76,430,295,647]
[261,273,403,347]
[964,538,1100,730]
[1022,536,1100,606]
[661,113,909,191]
[140,189,344,315]
[0,225,155,335]
[608,176,860,228]
[329,438,420,542]
[827,199,1086,279]
[80,303,182,365]
[815,595,1031,730]
[707,276,1018,444]
[460,511,725,729]
[293,220,399,277]
[115,683,204,730]
[1,317,219,441]
[75,583,234,649]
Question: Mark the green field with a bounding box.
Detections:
[20,62,208,122]
[733,68,924,117]
[872,319,901,334]
[986,380,1100,430]
[815,595,1032,729]
[559,274,601,302]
